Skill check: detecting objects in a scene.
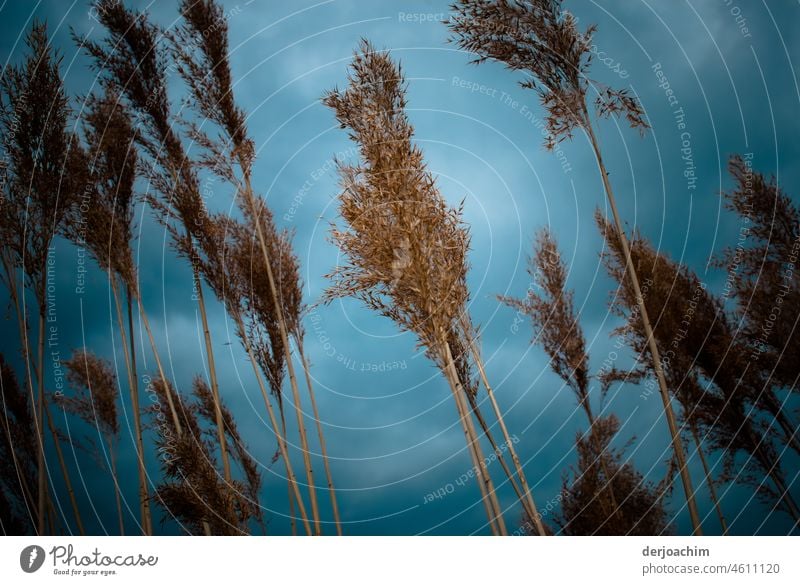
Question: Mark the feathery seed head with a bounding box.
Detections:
[447,0,648,148]
[323,40,472,358]
[62,350,120,438]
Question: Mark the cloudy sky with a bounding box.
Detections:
[1,0,798,535]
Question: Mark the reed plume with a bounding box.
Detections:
[80,1,227,481]
[447,0,702,533]
[322,40,551,535]
[598,213,800,525]
[149,376,255,535]
[223,206,305,531]
[716,156,800,438]
[557,415,671,535]
[192,377,264,531]
[683,377,729,534]
[0,21,84,534]
[67,91,136,286]
[172,0,338,534]
[61,350,125,533]
[61,351,119,439]
[500,230,592,420]
[502,229,670,533]
[322,42,470,347]
[125,206,271,534]
[229,206,290,401]
[194,211,313,535]
[61,88,153,534]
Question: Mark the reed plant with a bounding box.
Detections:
[194,211,313,535]
[81,1,227,481]
[323,40,552,534]
[171,0,339,534]
[148,376,261,535]
[0,21,84,534]
[598,214,800,524]
[503,229,670,534]
[61,351,125,534]
[558,415,671,535]
[715,156,800,443]
[447,0,702,533]
[62,90,154,534]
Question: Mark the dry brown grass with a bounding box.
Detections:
[558,415,671,535]
[500,229,675,534]
[716,156,800,397]
[192,378,265,532]
[60,350,127,533]
[322,41,471,351]
[57,79,155,534]
[144,374,265,535]
[0,21,84,535]
[61,351,119,438]
[173,0,338,534]
[82,1,240,516]
[323,40,519,534]
[500,229,591,419]
[447,0,702,533]
[598,213,800,523]
[195,212,314,535]
[64,91,137,286]
[447,0,647,150]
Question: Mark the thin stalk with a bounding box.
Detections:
[583,114,703,535]
[459,316,546,535]
[297,340,343,535]
[20,322,85,536]
[36,311,46,534]
[457,381,508,535]
[233,313,312,536]
[108,436,125,535]
[241,176,321,534]
[126,286,138,391]
[455,375,507,535]
[194,272,231,483]
[43,403,85,535]
[690,423,728,535]
[444,365,498,535]
[465,391,533,520]
[5,266,42,528]
[135,290,182,435]
[124,286,152,536]
[287,485,298,535]
[279,403,298,536]
[112,278,153,535]
[442,336,506,535]
[45,493,56,535]
[163,162,226,476]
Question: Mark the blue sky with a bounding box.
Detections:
[1,0,799,535]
